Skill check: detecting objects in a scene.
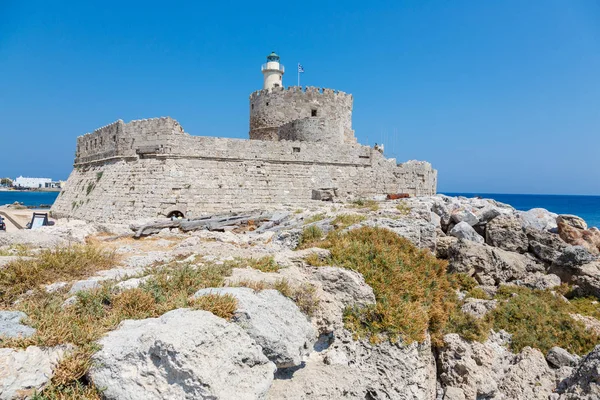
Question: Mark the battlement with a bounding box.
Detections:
[75,117,185,164]
[249,86,351,100]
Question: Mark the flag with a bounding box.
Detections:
[298,63,305,73]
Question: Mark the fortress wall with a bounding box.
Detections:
[169,135,371,165]
[249,86,355,143]
[52,151,436,222]
[277,117,344,143]
[76,121,123,164]
[75,117,187,164]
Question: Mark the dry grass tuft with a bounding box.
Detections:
[191,293,238,320]
[0,245,117,306]
[223,256,280,273]
[304,213,327,224]
[315,227,455,344]
[331,214,366,229]
[348,199,380,211]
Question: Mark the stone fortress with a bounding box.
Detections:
[51,52,437,222]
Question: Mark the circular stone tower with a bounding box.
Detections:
[262,52,285,90]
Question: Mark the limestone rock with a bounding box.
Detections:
[451,208,479,226]
[557,214,588,230]
[193,287,315,368]
[460,298,497,319]
[449,222,484,244]
[311,267,375,308]
[552,246,597,272]
[485,214,528,253]
[546,347,580,368]
[557,217,600,255]
[448,239,544,286]
[518,272,562,290]
[520,208,558,231]
[526,227,568,264]
[0,311,35,339]
[558,345,600,399]
[437,332,514,399]
[0,345,72,400]
[89,308,275,400]
[496,346,556,400]
[438,332,555,400]
[443,387,466,400]
[436,235,458,259]
[267,330,437,400]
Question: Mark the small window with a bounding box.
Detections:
[311,109,317,117]
[94,139,97,148]
[113,135,116,142]
[251,103,254,110]
[293,147,300,153]
[266,102,270,106]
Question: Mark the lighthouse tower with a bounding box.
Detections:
[261,52,285,90]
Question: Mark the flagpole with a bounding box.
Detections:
[297,63,300,87]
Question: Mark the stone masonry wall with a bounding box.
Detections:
[249,86,355,144]
[277,117,344,144]
[52,118,436,222]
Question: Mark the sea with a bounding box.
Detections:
[0,191,59,208]
[1,191,599,228]
[444,193,600,228]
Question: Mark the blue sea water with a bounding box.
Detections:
[0,191,59,208]
[444,193,600,228]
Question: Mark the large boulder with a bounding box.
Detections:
[546,347,580,368]
[451,208,479,226]
[448,239,544,286]
[485,214,528,253]
[496,346,556,400]
[526,227,568,264]
[0,311,35,339]
[267,330,437,400]
[437,332,514,399]
[449,222,484,244]
[557,345,600,399]
[438,332,555,400]
[193,287,315,368]
[557,215,588,230]
[89,309,276,400]
[520,208,558,232]
[0,345,72,400]
[557,217,600,255]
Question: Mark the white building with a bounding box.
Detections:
[14,176,52,189]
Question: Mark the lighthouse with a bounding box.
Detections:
[261,52,285,90]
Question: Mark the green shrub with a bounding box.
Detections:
[317,227,455,344]
[297,225,324,249]
[490,286,599,355]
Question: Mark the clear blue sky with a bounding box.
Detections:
[1,1,599,194]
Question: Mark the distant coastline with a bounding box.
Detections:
[0,188,61,193]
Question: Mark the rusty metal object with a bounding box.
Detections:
[386,193,410,200]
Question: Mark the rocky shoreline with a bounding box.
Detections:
[0,195,599,399]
